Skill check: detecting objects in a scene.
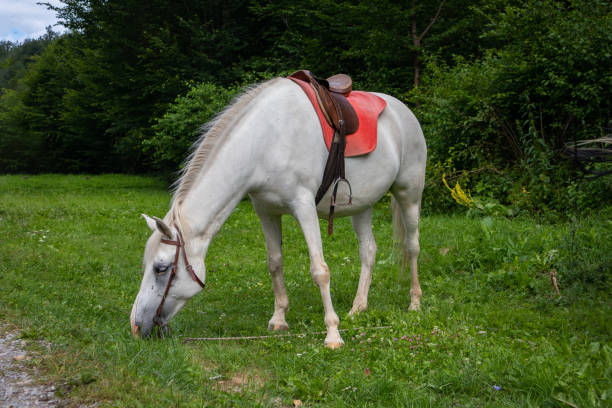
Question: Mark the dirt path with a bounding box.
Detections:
[0,327,59,408]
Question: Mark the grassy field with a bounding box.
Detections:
[0,174,610,407]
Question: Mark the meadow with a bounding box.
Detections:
[0,174,610,407]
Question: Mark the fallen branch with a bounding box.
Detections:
[183,325,393,343]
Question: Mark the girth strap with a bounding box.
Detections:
[288,70,356,234]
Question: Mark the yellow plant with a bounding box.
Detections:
[442,173,474,208]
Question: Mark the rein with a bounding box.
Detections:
[154,225,205,327]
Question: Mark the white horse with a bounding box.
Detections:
[130,77,426,348]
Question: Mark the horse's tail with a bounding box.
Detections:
[391,196,408,277]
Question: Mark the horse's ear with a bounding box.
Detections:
[141,214,173,238]
[142,214,157,231]
[152,216,173,238]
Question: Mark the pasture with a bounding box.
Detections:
[0,174,610,407]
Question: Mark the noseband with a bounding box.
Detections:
[153,225,205,327]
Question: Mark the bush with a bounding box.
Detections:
[144,82,242,171]
[414,0,612,215]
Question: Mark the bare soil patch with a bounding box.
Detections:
[0,326,58,407]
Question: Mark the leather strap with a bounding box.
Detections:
[161,228,205,288]
[288,70,354,235]
[154,225,204,326]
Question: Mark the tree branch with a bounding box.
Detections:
[418,0,447,42]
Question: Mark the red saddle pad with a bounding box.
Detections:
[289,77,387,157]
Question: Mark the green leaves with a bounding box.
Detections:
[417,0,612,215]
[145,82,241,170]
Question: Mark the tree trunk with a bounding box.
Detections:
[410,0,447,89]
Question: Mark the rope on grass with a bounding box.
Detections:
[182,325,393,343]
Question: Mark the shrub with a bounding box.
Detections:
[414,0,612,215]
[144,82,242,171]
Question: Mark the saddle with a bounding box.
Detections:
[289,70,359,136]
[288,70,359,234]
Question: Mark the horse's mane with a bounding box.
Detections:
[170,78,282,212]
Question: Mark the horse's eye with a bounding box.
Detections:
[154,264,171,274]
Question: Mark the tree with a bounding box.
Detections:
[410,0,446,88]
[0,27,58,91]
[42,0,274,170]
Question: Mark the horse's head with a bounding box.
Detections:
[130,214,205,338]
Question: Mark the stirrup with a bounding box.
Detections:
[330,178,352,206]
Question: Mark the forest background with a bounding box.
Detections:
[0,0,610,216]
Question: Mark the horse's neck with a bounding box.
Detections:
[175,83,283,243]
[174,78,310,248]
[178,142,252,246]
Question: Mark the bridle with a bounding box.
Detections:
[153,225,205,327]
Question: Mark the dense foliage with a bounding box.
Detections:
[0,0,610,213]
[147,82,242,170]
[415,0,612,215]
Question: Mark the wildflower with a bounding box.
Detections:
[364,368,370,376]
[493,385,501,391]
[393,337,398,341]
[401,335,407,340]
[442,174,474,208]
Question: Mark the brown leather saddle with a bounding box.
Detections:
[288,70,359,234]
[289,70,359,136]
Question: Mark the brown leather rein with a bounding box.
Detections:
[154,226,205,327]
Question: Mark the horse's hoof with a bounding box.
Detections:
[408,303,421,311]
[348,305,367,317]
[325,341,344,349]
[268,322,289,331]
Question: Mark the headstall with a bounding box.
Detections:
[153,225,205,327]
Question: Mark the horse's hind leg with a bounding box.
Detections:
[349,208,377,316]
[391,188,423,311]
[256,210,289,331]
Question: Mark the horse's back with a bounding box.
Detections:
[248,79,425,217]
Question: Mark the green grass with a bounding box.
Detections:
[0,174,610,407]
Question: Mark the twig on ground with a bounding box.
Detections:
[183,325,393,342]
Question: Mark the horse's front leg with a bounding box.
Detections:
[256,210,289,331]
[349,208,377,316]
[293,198,343,349]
